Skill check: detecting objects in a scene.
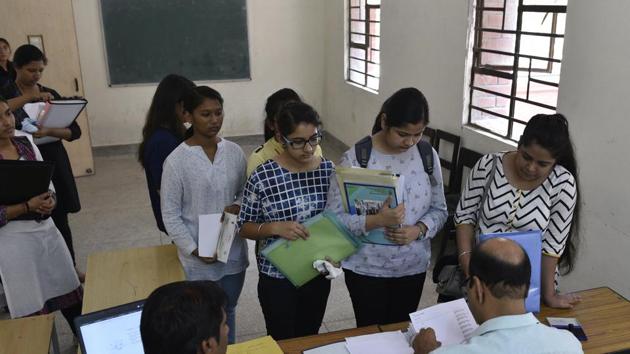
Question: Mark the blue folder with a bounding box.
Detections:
[478,230,542,313]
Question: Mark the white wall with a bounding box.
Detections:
[323,1,630,297]
[72,0,326,147]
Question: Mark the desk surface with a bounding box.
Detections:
[278,325,380,354]
[82,244,185,313]
[282,287,630,354]
[0,314,54,354]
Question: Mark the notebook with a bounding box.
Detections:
[23,99,88,144]
[74,300,145,354]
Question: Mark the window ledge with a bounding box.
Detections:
[345,80,379,95]
[463,124,518,148]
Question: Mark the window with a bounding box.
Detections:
[347,0,381,92]
[467,0,567,141]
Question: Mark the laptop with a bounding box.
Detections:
[74,300,145,354]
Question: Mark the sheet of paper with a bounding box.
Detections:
[409,298,478,347]
[304,341,350,354]
[216,213,237,263]
[23,102,47,120]
[345,331,413,354]
[226,335,283,354]
[198,214,222,257]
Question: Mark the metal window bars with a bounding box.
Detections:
[347,0,381,91]
[468,0,566,141]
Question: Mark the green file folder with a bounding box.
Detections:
[261,212,361,287]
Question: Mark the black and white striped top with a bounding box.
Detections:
[454,153,577,258]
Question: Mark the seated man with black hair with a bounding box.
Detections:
[140,280,229,354]
[413,238,582,354]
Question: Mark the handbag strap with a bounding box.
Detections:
[474,154,498,239]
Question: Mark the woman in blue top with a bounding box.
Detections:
[138,74,195,233]
[327,88,448,327]
[238,101,335,340]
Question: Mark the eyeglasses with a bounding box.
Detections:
[282,133,322,150]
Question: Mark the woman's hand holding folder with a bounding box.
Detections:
[365,196,405,231]
[270,221,310,241]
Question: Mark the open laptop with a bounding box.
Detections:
[74,300,145,354]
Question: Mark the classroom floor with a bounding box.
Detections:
[2,134,444,353]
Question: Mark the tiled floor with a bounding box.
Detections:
[2,134,446,353]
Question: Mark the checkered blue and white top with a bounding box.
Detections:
[238,158,335,278]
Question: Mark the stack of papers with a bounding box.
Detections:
[198,212,238,262]
[335,167,405,245]
[409,298,478,346]
[304,331,412,354]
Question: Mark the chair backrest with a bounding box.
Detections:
[434,129,461,193]
[422,126,436,147]
[452,147,484,195]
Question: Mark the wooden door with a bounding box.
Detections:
[0,0,94,176]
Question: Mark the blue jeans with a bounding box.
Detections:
[215,271,246,344]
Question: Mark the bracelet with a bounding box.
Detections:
[256,223,266,234]
[24,202,30,213]
[458,250,472,259]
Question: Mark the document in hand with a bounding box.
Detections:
[24,99,88,144]
[0,160,54,220]
[198,212,238,262]
[335,167,404,245]
[226,335,283,354]
[261,211,361,287]
[408,298,478,347]
[479,230,542,312]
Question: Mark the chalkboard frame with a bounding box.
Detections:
[97,0,252,87]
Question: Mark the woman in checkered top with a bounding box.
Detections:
[238,101,334,340]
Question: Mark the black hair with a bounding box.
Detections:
[0,95,7,104]
[264,88,301,140]
[12,44,47,68]
[138,74,195,168]
[469,240,531,299]
[182,86,224,114]
[371,87,430,134]
[275,101,321,138]
[0,38,10,48]
[519,113,580,274]
[140,280,227,354]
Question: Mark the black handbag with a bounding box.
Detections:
[434,155,498,299]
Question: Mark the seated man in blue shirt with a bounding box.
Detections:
[413,238,582,354]
[140,280,229,354]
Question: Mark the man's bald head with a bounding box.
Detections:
[469,237,531,299]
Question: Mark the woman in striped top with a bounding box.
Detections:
[455,114,580,309]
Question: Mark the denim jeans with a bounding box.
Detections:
[215,271,246,344]
[184,267,246,344]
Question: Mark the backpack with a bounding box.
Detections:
[354,136,438,186]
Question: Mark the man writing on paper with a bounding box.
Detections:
[412,238,582,354]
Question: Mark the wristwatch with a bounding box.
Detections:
[416,222,427,240]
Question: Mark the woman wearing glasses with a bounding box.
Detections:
[326,88,447,327]
[238,101,334,340]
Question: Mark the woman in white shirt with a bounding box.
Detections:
[161,86,248,343]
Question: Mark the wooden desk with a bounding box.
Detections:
[0,314,58,354]
[538,287,630,354]
[281,287,630,354]
[278,325,380,354]
[82,244,185,313]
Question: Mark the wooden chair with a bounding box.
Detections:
[437,147,484,258]
[434,129,461,194]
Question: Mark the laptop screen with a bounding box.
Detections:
[76,300,145,354]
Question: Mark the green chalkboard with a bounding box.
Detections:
[99,0,250,85]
